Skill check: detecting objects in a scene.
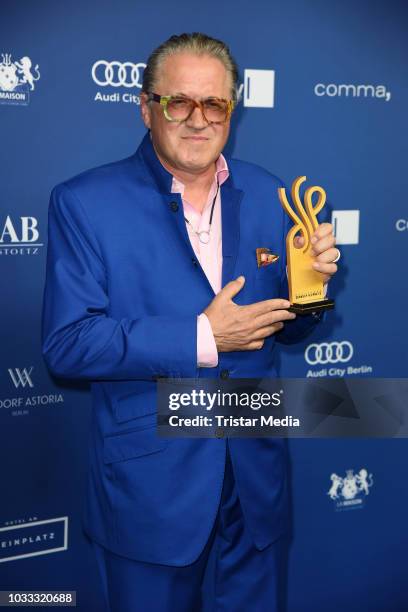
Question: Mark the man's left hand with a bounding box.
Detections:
[294,222,339,284]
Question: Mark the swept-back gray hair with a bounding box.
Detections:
[142,32,239,102]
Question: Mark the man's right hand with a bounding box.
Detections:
[203,276,296,353]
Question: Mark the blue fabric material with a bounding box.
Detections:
[91,442,288,612]
[41,132,321,565]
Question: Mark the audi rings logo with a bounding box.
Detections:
[305,342,354,365]
[91,60,146,88]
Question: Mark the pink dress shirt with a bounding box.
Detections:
[171,155,229,368]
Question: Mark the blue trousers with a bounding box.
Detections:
[91,442,288,611]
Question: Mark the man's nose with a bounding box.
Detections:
[185,104,208,129]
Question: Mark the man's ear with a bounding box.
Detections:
[140,92,152,129]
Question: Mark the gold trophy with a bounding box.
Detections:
[278,176,335,314]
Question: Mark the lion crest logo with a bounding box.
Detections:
[328,468,373,509]
[0,53,40,104]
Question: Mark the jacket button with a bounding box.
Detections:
[170,201,179,212]
[215,427,224,438]
[220,369,230,380]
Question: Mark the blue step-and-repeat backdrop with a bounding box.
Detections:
[1,0,407,610]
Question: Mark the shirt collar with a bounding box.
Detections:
[171,154,230,197]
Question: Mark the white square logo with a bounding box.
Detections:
[243,69,275,108]
[331,210,360,245]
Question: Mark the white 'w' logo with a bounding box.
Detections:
[8,367,34,388]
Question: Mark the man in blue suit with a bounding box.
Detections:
[42,33,339,612]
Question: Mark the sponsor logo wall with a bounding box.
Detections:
[1,2,407,611]
[314,83,392,101]
[0,216,42,256]
[327,468,374,510]
[0,53,40,105]
[331,210,360,245]
[91,60,146,104]
[240,69,275,107]
[1,368,64,417]
[304,341,373,377]
[0,517,68,564]
[396,219,408,231]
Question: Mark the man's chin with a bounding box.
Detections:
[177,155,217,174]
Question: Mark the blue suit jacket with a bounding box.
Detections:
[41,133,322,566]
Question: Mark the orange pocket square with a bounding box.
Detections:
[256,248,279,268]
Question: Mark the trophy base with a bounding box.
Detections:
[289,299,335,315]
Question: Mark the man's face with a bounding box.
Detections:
[141,52,232,176]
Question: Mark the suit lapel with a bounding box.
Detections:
[168,192,216,296]
[221,182,243,288]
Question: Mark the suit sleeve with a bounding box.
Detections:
[41,184,197,380]
[274,190,325,345]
